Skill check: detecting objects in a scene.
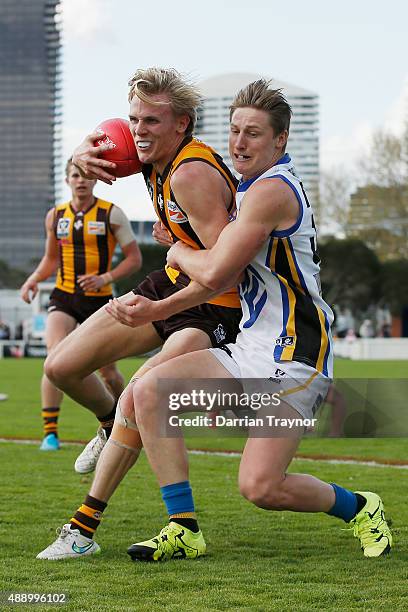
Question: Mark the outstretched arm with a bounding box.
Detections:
[20,209,59,303]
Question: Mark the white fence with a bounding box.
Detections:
[334,338,408,360]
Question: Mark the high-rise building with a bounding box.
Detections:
[0,0,62,271]
[196,73,319,210]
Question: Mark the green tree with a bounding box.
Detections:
[319,238,381,312]
[348,122,408,260]
[380,259,408,316]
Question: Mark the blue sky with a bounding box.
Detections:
[60,0,408,219]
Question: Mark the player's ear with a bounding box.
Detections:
[176,114,190,134]
[277,130,288,150]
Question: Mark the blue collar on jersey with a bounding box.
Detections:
[237,153,291,192]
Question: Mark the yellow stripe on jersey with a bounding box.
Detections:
[268,237,278,270]
[276,274,297,361]
[283,239,306,294]
[315,306,329,374]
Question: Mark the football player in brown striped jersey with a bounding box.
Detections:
[20,160,141,451]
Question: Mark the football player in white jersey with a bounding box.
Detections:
[111,79,391,562]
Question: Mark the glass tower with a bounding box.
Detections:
[0,0,62,271]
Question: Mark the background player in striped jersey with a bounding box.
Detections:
[104,80,391,562]
[20,159,141,450]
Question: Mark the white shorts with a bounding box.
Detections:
[209,343,331,421]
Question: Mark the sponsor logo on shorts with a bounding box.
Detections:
[56,218,71,238]
[167,200,188,224]
[213,323,226,344]
[87,221,106,235]
[275,336,295,347]
[268,368,287,383]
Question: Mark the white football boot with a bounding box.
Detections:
[36,524,100,560]
[74,427,107,474]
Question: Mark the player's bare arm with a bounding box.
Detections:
[77,206,142,293]
[20,209,59,303]
[167,178,299,291]
[72,131,118,185]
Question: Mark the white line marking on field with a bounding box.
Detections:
[190,449,408,469]
[1,437,407,469]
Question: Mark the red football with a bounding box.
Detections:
[95,118,142,178]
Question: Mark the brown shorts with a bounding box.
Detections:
[48,288,112,325]
[133,269,242,348]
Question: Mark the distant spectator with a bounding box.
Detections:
[15,322,24,340]
[359,319,375,338]
[0,321,10,340]
[345,328,357,342]
[381,323,391,338]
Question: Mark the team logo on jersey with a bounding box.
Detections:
[167,200,187,224]
[87,221,106,235]
[74,219,83,230]
[213,324,226,344]
[56,218,71,238]
[275,336,295,347]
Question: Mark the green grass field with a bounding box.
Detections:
[0,358,407,611]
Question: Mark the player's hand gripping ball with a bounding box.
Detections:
[95,118,142,178]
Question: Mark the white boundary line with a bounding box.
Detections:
[1,437,407,470]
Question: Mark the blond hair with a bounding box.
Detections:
[65,157,74,177]
[128,68,202,136]
[230,79,292,135]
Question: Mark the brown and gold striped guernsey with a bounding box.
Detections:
[54,198,117,297]
[142,137,240,308]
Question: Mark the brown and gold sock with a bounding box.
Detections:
[70,495,107,539]
[41,406,60,438]
[97,402,117,439]
[170,512,199,533]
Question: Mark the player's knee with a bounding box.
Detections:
[44,350,78,388]
[133,378,156,424]
[120,394,136,422]
[44,352,65,386]
[239,475,286,510]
